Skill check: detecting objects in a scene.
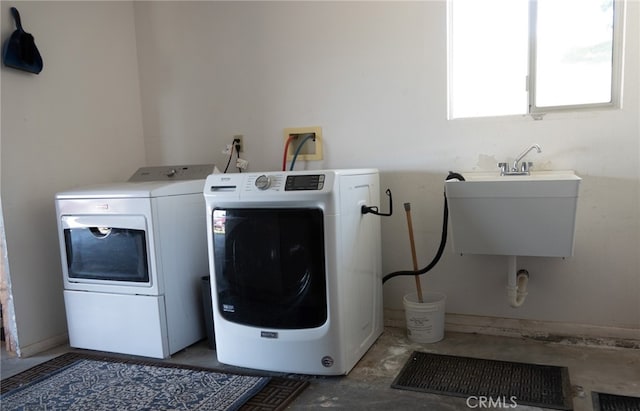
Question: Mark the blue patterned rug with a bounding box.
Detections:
[1,358,270,411]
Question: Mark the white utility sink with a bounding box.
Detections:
[445,170,581,257]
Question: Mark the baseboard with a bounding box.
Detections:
[18,332,69,358]
[384,309,640,349]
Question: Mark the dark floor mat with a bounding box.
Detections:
[593,392,640,411]
[1,352,308,411]
[391,351,572,410]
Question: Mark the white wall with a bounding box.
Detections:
[135,1,639,331]
[1,1,145,354]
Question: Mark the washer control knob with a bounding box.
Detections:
[166,168,177,177]
[255,175,272,190]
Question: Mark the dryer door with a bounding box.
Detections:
[60,215,151,287]
[212,208,327,329]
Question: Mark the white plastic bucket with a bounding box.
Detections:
[403,291,446,343]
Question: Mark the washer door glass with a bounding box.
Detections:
[213,208,326,329]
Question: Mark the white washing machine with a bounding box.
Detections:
[55,164,214,359]
[204,169,383,375]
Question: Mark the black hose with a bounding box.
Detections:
[382,171,465,284]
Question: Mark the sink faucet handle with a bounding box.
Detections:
[520,161,533,173]
[498,162,509,175]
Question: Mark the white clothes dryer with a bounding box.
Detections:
[204,169,383,375]
[55,164,215,359]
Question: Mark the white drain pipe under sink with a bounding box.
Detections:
[507,256,529,308]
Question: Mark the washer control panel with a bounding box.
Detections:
[209,172,331,195]
[284,174,325,191]
[246,174,326,191]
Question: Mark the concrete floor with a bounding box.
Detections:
[2,327,639,410]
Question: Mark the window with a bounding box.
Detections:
[448,0,624,119]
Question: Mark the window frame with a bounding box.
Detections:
[528,0,626,115]
[448,0,627,119]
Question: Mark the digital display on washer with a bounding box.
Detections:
[284,174,325,191]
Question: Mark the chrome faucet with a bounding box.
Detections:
[498,144,542,176]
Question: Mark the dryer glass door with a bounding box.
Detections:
[61,215,150,284]
[212,208,327,329]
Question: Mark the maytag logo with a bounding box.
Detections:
[260,331,278,339]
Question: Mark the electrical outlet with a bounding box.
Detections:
[283,127,323,161]
[233,135,244,152]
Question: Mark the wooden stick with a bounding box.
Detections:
[404,203,424,303]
